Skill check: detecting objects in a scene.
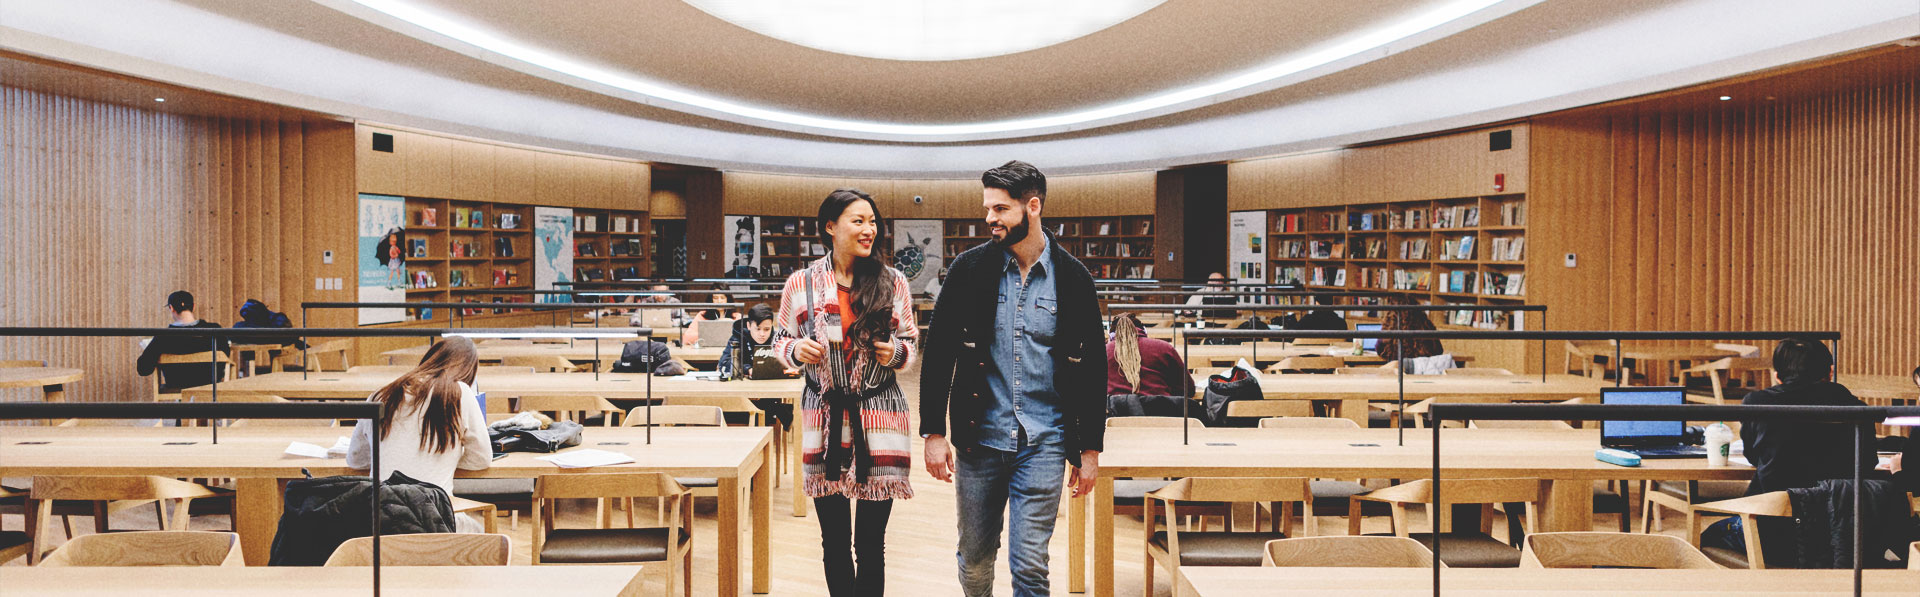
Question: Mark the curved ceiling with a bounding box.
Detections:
[680,0,1167,62]
[0,0,1914,177]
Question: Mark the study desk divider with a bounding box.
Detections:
[0,326,681,444]
[0,400,397,597]
[1176,328,1842,448]
[1428,402,1919,597]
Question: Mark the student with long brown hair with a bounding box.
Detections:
[346,335,492,531]
[773,187,918,596]
[1105,312,1194,398]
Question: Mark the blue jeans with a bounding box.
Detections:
[955,440,1067,597]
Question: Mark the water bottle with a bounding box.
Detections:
[1705,422,1734,467]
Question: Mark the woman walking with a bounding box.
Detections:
[773,188,917,596]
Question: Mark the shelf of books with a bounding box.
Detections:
[1267,194,1527,329]
[939,215,1156,279]
[402,199,649,323]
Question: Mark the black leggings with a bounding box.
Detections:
[813,495,893,596]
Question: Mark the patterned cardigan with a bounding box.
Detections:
[772,257,919,500]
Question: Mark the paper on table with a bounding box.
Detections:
[1882,416,1920,427]
[536,448,636,468]
[327,436,351,457]
[286,442,330,459]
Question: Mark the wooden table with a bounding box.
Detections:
[5,565,649,596]
[0,366,84,403]
[1069,427,1753,597]
[381,342,726,368]
[1179,343,1386,368]
[0,426,772,596]
[1185,373,1612,425]
[181,371,814,518]
[1177,567,1920,596]
[1617,345,1738,385]
[1841,374,1919,437]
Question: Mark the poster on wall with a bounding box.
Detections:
[356,193,407,325]
[891,220,944,295]
[1228,211,1268,286]
[533,207,575,303]
[724,215,760,278]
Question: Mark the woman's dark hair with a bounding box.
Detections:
[1375,296,1442,361]
[818,188,895,353]
[370,336,478,453]
[982,160,1047,204]
[745,303,775,323]
[1772,338,1833,382]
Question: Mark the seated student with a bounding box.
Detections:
[1740,339,1876,496]
[1886,365,1919,492]
[1105,313,1195,399]
[1290,296,1349,331]
[1373,298,1444,361]
[683,291,741,347]
[231,298,307,357]
[1181,272,1234,319]
[136,290,230,391]
[346,336,492,532]
[718,303,785,378]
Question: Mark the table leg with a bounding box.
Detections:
[1093,477,1114,597]
[1540,479,1593,532]
[234,478,284,566]
[1338,399,1367,426]
[791,411,807,517]
[718,477,742,596]
[753,441,771,594]
[1068,487,1085,593]
[42,384,65,403]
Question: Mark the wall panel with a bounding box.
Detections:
[720,170,1156,219]
[2,84,356,404]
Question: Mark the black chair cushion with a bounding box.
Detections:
[540,527,689,564]
[1369,532,1520,568]
[1702,545,1749,569]
[1593,484,1628,514]
[1150,531,1288,566]
[0,530,29,551]
[1314,480,1391,515]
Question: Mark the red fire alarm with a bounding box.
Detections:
[1493,173,1505,192]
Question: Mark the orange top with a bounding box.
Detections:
[835,284,854,350]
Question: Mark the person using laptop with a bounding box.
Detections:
[1739,338,1874,497]
[718,303,787,378]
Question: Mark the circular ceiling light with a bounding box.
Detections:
[679,0,1165,61]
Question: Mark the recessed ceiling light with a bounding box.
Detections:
[1718,95,1731,100]
[338,0,1527,139]
[154,97,166,102]
[683,0,1165,62]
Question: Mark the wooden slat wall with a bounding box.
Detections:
[1,85,356,404]
[1530,68,1918,376]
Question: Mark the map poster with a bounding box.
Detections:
[356,193,406,325]
[724,215,760,278]
[533,207,574,303]
[1228,210,1267,285]
[891,219,943,294]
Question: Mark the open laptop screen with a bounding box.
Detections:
[1600,387,1686,445]
[1354,323,1382,351]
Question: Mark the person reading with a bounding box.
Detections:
[136,290,230,391]
[346,336,493,532]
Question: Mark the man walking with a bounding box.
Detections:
[920,160,1108,596]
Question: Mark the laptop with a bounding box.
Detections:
[696,319,736,348]
[745,348,793,380]
[1601,387,1707,458]
[1354,323,1382,352]
[636,307,674,331]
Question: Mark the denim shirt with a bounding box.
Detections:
[979,237,1063,451]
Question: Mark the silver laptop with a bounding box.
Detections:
[636,308,674,331]
[697,319,736,348]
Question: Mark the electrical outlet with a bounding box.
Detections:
[322,250,333,264]
[1564,253,1577,268]
[315,278,325,290]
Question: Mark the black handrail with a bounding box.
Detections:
[1112,303,1545,312]
[300,302,736,310]
[0,400,391,596]
[1425,403,1918,597]
[0,327,649,338]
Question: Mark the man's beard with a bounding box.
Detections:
[992,210,1031,247]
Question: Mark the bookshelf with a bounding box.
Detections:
[939,215,1157,279]
[402,198,649,323]
[1267,193,1527,329]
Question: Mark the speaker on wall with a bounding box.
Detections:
[1488,130,1512,152]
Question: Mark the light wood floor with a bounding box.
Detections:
[2,360,1700,595]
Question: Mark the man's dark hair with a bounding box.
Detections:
[982,160,1047,205]
[167,290,195,312]
[1772,338,1833,382]
[745,303,775,323]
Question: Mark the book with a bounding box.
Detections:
[419,208,437,227]
[498,212,519,229]
[453,207,469,228]
[409,239,427,258]
[1458,235,1475,260]
[469,209,484,229]
[492,268,509,287]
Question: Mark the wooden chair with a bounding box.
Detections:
[279,339,351,373]
[0,359,47,367]
[1258,417,1360,429]
[1909,541,1917,570]
[150,351,235,403]
[1642,479,1747,534]
[1676,357,1770,404]
[323,533,511,566]
[1520,531,1717,569]
[1443,368,1515,377]
[204,393,336,427]
[1106,418,1226,528]
[1261,536,1434,568]
[1145,477,1313,595]
[1407,395,1513,429]
[1713,343,1762,358]
[1687,491,1792,569]
[38,530,243,566]
[229,344,285,377]
[27,475,225,563]
[0,486,33,565]
[622,405,726,523]
[1267,356,1343,374]
[663,395,782,484]
[533,473,693,597]
[1564,340,1617,379]
[517,394,623,427]
[1225,400,1312,421]
[1349,478,1544,568]
[502,355,587,373]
